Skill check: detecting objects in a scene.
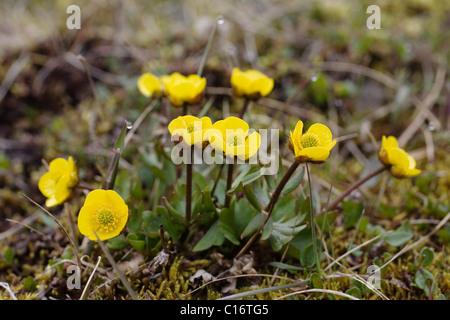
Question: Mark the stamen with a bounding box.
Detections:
[226,134,243,146]
[301,133,319,148]
[186,123,195,133]
[97,209,115,228]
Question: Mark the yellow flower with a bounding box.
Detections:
[38,157,78,207]
[378,135,421,178]
[78,189,129,241]
[162,72,206,107]
[288,120,336,163]
[137,73,163,98]
[205,116,261,160]
[230,68,274,99]
[168,115,212,146]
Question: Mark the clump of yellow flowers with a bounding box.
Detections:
[231,68,274,100]
[162,73,207,107]
[288,120,337,163]
[77,189,129,241]
[137,73,163,98]
[378,135,421,178]
[207,116,261,161]
[168,115,212,147]
[38,157,79,207]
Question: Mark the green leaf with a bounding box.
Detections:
[193,221,225,252]
[383,222,413,247]
[244,184,262,211]
[345,287,362,300]
[127,233,147,252]
[268,262,304,274]
[291,227,311,250]
[202,188,218,214]
[281,167,304,195]
[131,178,144,201]
[193,172,208,190]
[241,212,267,239]
[23,276,37,292]
[419,247,434,268]
[219,208,240,245]
[343,201,364,229]
[229,166,266,193]
[316,211,337,232]
[142,210,161,235]
[310,273,323,289]
[4,248,14,264]
[115,170,131,201]
[157,206,185,241]
[127,203,144,234]
[219,200,257,245]
[272,195,297,221]
[192,191,204,221]
[162,197,185,224]
[415,269,438,297]
[107,236,128,250]
[269,215,307,251]
[253,180,271,209]
[300,243,315,268]
[261,217,273,240]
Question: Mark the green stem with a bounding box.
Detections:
[197,17,220,77]
[306,162,321,275]
[235,160,301,259]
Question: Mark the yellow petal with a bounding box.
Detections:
[168,117,187,135]
[291,120,304,154]
[297,147,330,162]
[38,171,57,198]
[388,148,421,178]
[45,196,58,208]
[187,74,207,94]
[242,131,261,160]
[231,68,251,96]
[83,189,109,207]
[54,175,72,204]
[289,131,301,157]
[223,116,249,134]
[382,135,398,150]
[305,123,333,147]
[49,158,69,173]
[77,204,96,240]
[105,190,129,215]
[137,73,162,97]
[67,156,79,187]
[249,77,274,97]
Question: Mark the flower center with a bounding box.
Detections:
[186,123,195,133]
[97,209,115,227]
[226,134,243,147]
[301,133,319,148]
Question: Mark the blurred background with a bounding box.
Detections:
[1,0,449,233]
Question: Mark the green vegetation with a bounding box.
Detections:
[0,0,449,300]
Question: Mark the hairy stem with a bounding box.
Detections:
[224,162,234,208]
[185,146,194,226]
[327,166,387,212]
[239,98,252,119]
[235,160,301,259]
[306,162,321,275]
